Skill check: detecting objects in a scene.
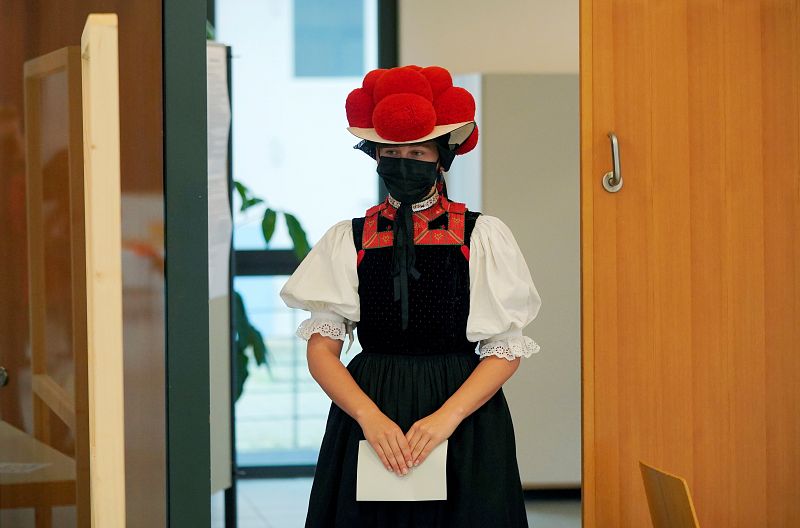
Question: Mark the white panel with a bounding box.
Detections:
[476,74,582,487]
[209,297,232,493]
[207,41,233,495]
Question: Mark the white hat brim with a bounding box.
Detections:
[347,121,475,147]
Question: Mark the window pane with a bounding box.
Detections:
[294,0,364,77]
[220,0,376,467]
[233,276,362,466]
[217,0,379,252]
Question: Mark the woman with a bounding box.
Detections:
[280,65,542,527]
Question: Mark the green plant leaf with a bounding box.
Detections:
[235,344,248,401]
[233,181,249,209]
[233,290,250,328]
[233,181,265,212]
[241,196,264,212]
[284,212,311,260]
[232,290,271,401]
[261,208,277,244]
[232,292,251,402]
[249,325,267,366]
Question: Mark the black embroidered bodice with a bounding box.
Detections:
[351,193,481,356]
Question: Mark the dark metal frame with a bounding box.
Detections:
[376,0,397,199]
[164,0,210,526]
[523,488,582,501]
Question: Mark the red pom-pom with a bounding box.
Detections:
[404,64,423,71]
[420,66,453,99]
[345,88,375,127]
[455,125,479,154]
[373,68,433,103]
[361,68,387,96]
[373,93,436,142]
[434,86,476,125]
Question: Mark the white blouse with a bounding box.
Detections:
[279,215,542,361]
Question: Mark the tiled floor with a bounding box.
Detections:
[213,478,581,528]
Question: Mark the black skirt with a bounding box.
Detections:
[304,350,529,527]
[302,208,529,527]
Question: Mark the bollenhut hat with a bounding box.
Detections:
[345,65,479,168]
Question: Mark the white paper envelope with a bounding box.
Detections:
[356,439,448,501]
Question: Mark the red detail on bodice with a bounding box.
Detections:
[361,194,468,250]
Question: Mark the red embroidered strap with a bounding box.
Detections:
[445,198,466,214]
[366,202,387,217]
[362,196,468,249]
[361,213,385,248]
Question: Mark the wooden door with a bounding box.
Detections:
[581,1,799,527]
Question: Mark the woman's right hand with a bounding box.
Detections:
[357,409,413,477]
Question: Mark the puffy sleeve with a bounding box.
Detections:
[279,219,360,350]
[466,215,542,361]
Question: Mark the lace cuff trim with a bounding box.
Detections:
[296,318,347,342]
[478,334,541,361]
[296,318,357,353]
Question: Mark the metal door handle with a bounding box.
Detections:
[603,132,623,192]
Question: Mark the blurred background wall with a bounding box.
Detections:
[399,0,578,74]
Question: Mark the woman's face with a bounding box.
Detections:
[377,141,439,163]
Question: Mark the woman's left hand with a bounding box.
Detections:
[405,408,462,467]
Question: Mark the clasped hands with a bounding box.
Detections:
[358,407,461,477]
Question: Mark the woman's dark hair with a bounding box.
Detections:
[433,135,457,172]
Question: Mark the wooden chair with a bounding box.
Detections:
[640,461,701,528]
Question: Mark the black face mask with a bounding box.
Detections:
[376,156,439,204]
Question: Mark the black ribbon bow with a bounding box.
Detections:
[390,201,421,330]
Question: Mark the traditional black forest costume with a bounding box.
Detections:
[280,65,542,527]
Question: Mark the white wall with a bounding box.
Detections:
[448,74,581,488]
[400,0,578,74]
